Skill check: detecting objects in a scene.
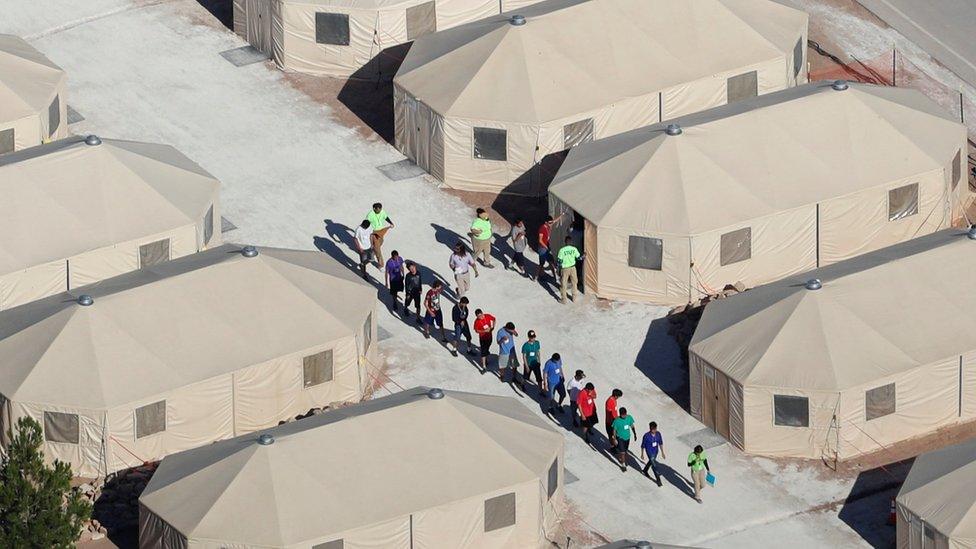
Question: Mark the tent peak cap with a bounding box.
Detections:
[84,135,102,146]
[967,225,976,240]
[831,79,849,91]
[76,294,94,306]
[256,433,274,445]
[427,387,445,399]
[665,123,683,136]
[805,278,823,291]
[509,14,526,26]
[241,245,259,257]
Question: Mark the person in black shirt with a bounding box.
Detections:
[451,297,475,354]
[403,261,422,320]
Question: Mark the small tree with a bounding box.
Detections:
[0,416,92,548]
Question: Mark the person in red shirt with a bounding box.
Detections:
[605,388,623,443]
[473,308,496,373]
[577,383,598,445]
[533,213,563,282]
[423,280,447,342]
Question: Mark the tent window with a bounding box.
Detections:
[484,492,516,532]
[303,350,334,388]
[773,395,809,427]
[952,150,962,190]
[473,127,507,161]
[793,38,804,78]
[720,227,751,266]
[547,458,559,500]
[315,13,350,46]
[628,236,663,271]
[888,183,919,221]
[312,540,343,549]
[48,95,60,137]
[136,400,166,438]
[362,313,372,354]
[865,383,895,421]
[563,118,593,150]
[406,1,436,41]
[139,239,171,268]
[0,128,14,154]
[727,71,758,103]
[43,411,79,444]
[204,205,215,246]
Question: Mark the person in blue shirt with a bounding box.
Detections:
[640,421,667,486]
[542,353,567,415]
[495,322,519,384]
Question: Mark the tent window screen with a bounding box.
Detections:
[315,13,349,45]
[773,395,809,427]
[406,1,436,41]
[628,236,663,270]
[547,458,559,500]
[888,183,919,221]
[0,128,14,154]
[204,205,214,245]
[139,239,170,268]
[473,127,506,161]
[362,313,372,354]
[865,383,895,421]
[727,71,758,103]
[952,150,962,190]
[44,411,79,444]
[303,350,334,388]
[793,38,804,78]
[48,95,60,137]
[312,540,343,549]
[720,227,751,266]
[484,492,516,532]
[563,118,593,149]
[136,400,166,438]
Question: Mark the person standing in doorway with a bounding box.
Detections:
[688,445,711,503]
[423,280,447,341]
[449,242,478,298]
[557,236,582,304]
[534,213,563,282]
[385,251,406,312]
[508,218,528,275]
[611,408,637,472]
[403,261,422,320]
[367,203,394,266]
[470,208,494,268]
[451,297,474,355]
[577,383,598,446]
[496,322,519,384]
[567,370,586,428]
[521,330,544,394]
[542,353,567,415]
[605,389,622,443]
[473,308,496,373]
[640,422,666,486]
[353,220,373,279]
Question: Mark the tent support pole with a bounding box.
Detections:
[960,355,964,417]
[815,203,821,268]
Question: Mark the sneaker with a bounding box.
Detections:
[657,479,663,487]
[696,497,702,504]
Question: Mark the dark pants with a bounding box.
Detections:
[571,401,580,427]
[404,290,421,315]
[546,380,566,411]
[643,454,661,482]
[523,362,543,389]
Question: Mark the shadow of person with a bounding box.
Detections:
[657,462,698,500]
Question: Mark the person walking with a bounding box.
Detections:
[508,218,528,274]
[605,389,622,443]
[423,280,447,341]
[533,213,563,282]
[403,261,422,320]
[473,308,496,373]
[496,322,519,384]
[385,250,405,312]
[688,445,711,503]
[353,220,373,279]
[611,408,637,472]
[367,203,394,266]
[577,383,598,446]
[557,236,582,304]
[567,370,586,428]
[449,242,478,297]
[521,330,544,394]
[451,297,474,354]
[542,353,567,415]
[640,422,666,486]
[469,208,494,268]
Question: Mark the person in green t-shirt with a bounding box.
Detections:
[556,236,582,304]
[520,330,543,393]
[611,407,637,472]
[687,444,711,503]
[469,207,494,268]
[366,202,394,267]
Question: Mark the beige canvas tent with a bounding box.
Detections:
[549,81,969,306]
[0,245,377,477]
[688,229,976,461]
[232,0,543,78]
[139,387,565,548]
[0,34,68,153]
[0,136,221,311]
[394,0,809,195]
[897,437,976,549]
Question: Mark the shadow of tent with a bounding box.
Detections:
[837,458,912,549]
[634,317,689,412]
[338,42,411,145]
[490,149,568,228]
[194,0,234,30]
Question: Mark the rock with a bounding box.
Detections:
[91,519,101,529]
[733,281,746,293]
[670,304,687,315]
[91,532,106,541]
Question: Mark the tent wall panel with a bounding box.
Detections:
[232,0,247,37]
[0,259,67,311]
[305,514,411,549]
[583,220,598,295]
[67,224,199,290]
[593,228,690,304]
[729,379,745,450]
[741,387,840,459]
[689,353,705,423]
[139,504,189,549]
[963,351,976,419]
[2,115,41,153]
[12,401,105,477]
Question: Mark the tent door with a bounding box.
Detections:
[402,96,432,173]
[701,366,730,438]
[246,0,273,55]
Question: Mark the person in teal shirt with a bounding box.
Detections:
[611,407,637,472]
[557,236,582,304]
[687,444,711,503]
[520,330,543,392]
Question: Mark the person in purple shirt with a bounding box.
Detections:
[640,421,667,486]
[384,250,406,313]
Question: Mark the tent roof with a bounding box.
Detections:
[140,387,564,546]
[689,229,976,390]
[550,82,966,235]
[0,34,65,123]
[394,0,807,123]
[898,437,976,540]
[0,136,220,276]
[0,245,375,409]
[285,0,433,9]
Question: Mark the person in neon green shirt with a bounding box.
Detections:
[469,208,494,268]
[687,445,711,503]
[556,236,582,304]
[611,407,637,472]
[366,202,394,267]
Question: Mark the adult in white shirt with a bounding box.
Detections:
[449,242,478,297]
[354,220,373,279]
[568,369,586,428]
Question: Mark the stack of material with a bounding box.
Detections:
[0,34,67,153]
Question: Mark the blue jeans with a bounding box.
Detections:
[643,453,660,479]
